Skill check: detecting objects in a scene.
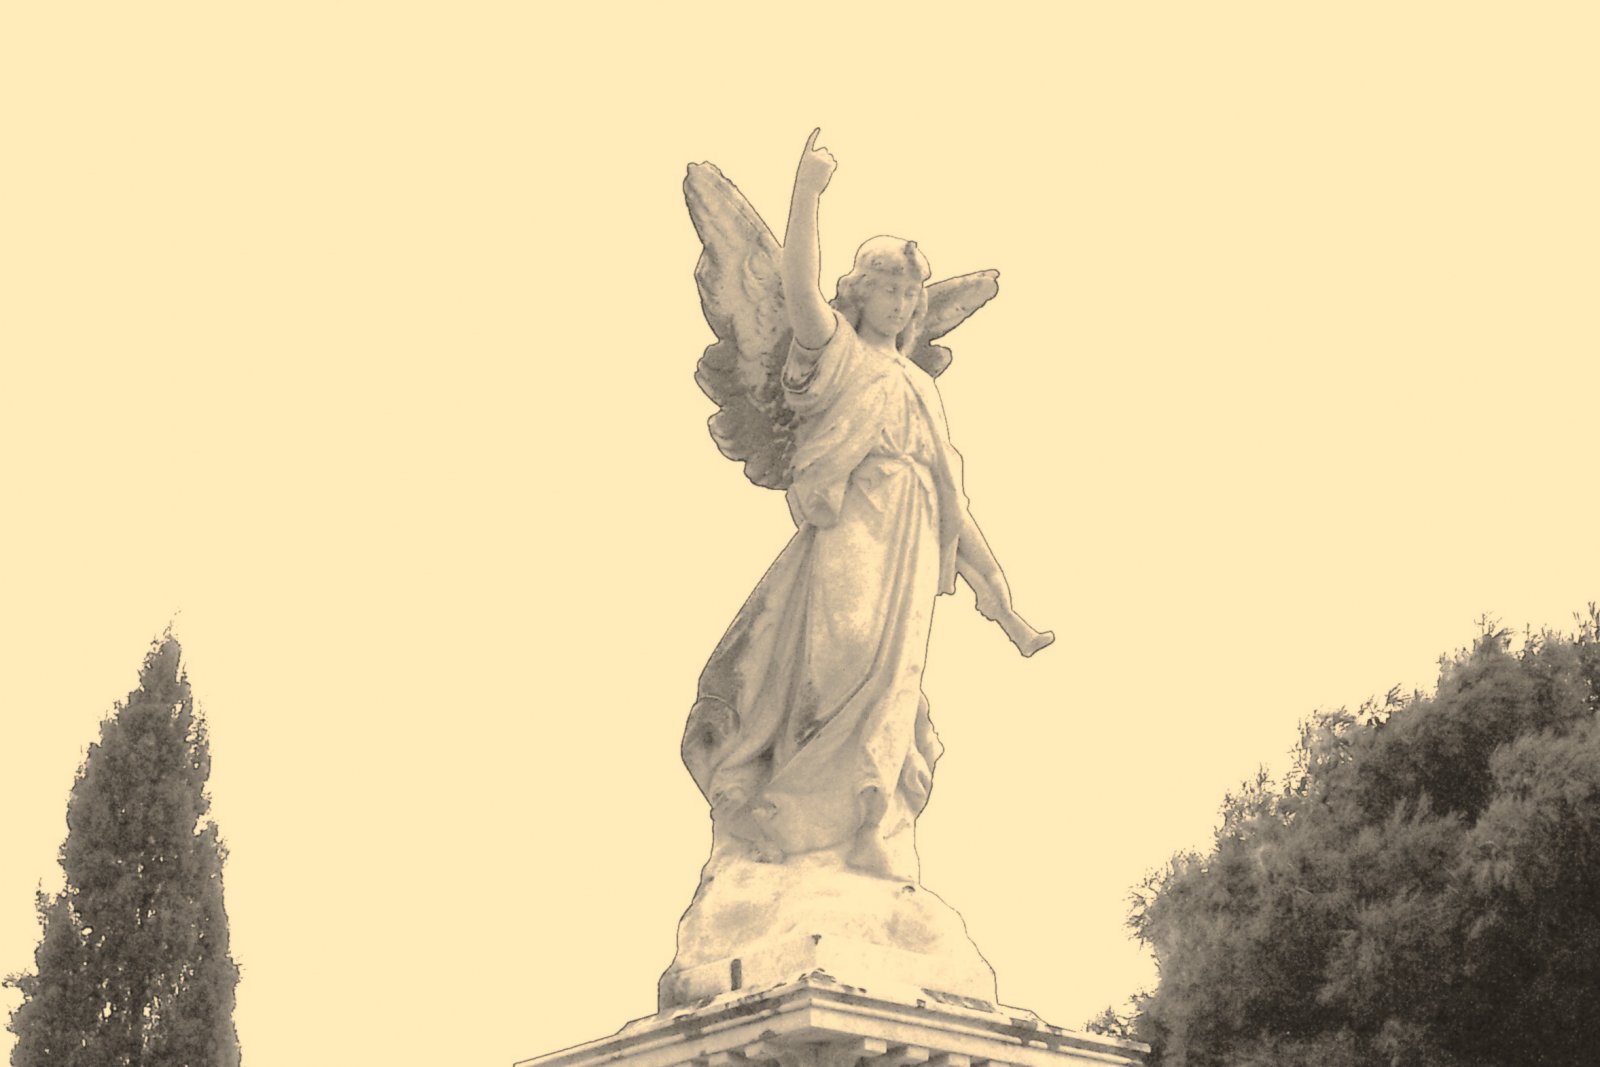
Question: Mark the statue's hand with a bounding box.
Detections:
[795,128,837,197]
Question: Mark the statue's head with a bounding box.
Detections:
[832,236,931,351]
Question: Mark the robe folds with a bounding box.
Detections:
[682,314,972,879]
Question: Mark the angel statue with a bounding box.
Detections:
[679,130,1053,893]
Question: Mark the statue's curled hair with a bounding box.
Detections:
[830,236,932,355]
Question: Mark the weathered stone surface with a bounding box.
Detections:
[659,852,995,1010]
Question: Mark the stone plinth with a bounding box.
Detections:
[517,977,1147,1067]
[658,853,996,1010]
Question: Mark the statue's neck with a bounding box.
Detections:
[857,329,900,355]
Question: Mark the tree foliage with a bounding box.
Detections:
[6,636,241,1067]
[1130,609,1600,1066]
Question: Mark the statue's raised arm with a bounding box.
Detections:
[782,129,838,351]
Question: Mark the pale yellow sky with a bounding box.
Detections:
[2,4,1596,1066]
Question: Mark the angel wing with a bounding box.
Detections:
[906,270,1000,378]
[685,162,798,491]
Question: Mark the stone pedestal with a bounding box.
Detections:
[517,977,1146,1067]
[658,852,997,1010]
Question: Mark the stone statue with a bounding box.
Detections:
[663,131,1054,1010]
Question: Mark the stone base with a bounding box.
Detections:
[516,977,1148,1067]
[661,930,995,1013]
[658,852,996,1011]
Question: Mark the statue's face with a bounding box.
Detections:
[858,270,921,342]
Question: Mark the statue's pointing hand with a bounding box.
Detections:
[796,128,836,196]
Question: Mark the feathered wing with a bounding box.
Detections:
[685,162,797,490]
[907,269,1000,378]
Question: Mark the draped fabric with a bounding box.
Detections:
[683,315,971,880]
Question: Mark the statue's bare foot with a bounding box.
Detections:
[998,612,1055,657]
[714,790,786,862]
[846,833,910,880]
[750,842,787,864]
[746,801,786,863]
[1017,628,1055,657]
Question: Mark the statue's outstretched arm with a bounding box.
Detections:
[957,512,1054,657]
[782,129,838,352]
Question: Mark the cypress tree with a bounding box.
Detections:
[6,635,240,1067]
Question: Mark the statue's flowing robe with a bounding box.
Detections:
[683,315,970,879]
